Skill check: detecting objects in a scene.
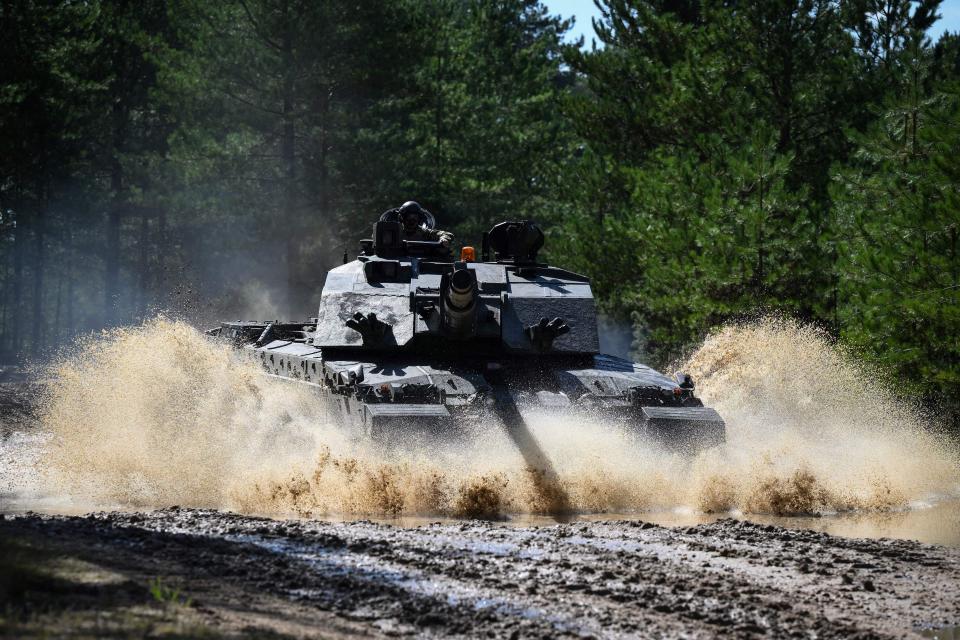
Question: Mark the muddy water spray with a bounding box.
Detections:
[30,317,960,517]
[685,319,959,513]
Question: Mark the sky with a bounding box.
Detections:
[542,0,960,47]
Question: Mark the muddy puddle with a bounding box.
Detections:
[335,498,960,547]
[5,484,960,547]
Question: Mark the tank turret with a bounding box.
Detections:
[308,219,600,356]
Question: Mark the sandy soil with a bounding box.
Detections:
[2,507,959,639]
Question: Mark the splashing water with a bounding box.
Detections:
[19,317,960,518]
[685,320,959,514]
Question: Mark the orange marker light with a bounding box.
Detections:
[460,246,476,262]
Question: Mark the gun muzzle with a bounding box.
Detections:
[443,268,478,337]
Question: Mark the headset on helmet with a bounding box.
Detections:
[379,201,436,230]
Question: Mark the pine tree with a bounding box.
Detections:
[833,52,960,420]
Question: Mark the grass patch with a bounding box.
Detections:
[148,577,192,608]
[0,532,219,639]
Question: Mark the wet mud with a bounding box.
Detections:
[3,507,959,638]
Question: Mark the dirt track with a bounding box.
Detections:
[2,508,959,638]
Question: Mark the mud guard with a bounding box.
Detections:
[640,406,725,450]
[362,403,450,432]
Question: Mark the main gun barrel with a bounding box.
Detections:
[442,267,478,337]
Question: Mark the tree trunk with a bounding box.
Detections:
[30,178,46,354]
[155,208,166,299]
[755,161,765,296]
[105,183,122,326]
[10,185,24,357]
[105,59,127,327]
[281,0,298,312]
[0,230,7,355]
[434,46,445,195]
[65,221,74,337]
[0,189,9,357]
[54,257,63,332]
[136,208,150,319]
[316,86,329,271]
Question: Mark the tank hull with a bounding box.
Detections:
[216,331,724,451]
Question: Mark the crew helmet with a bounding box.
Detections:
[399,201,426,230]
[378,201,437,231]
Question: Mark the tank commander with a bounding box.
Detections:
[391,200,453,248]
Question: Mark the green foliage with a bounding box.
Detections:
[554,127,807,360]
[833,55,960,414]
[555,0,954,371]
[557,0,854,361]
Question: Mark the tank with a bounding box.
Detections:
[210,218,725,452]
